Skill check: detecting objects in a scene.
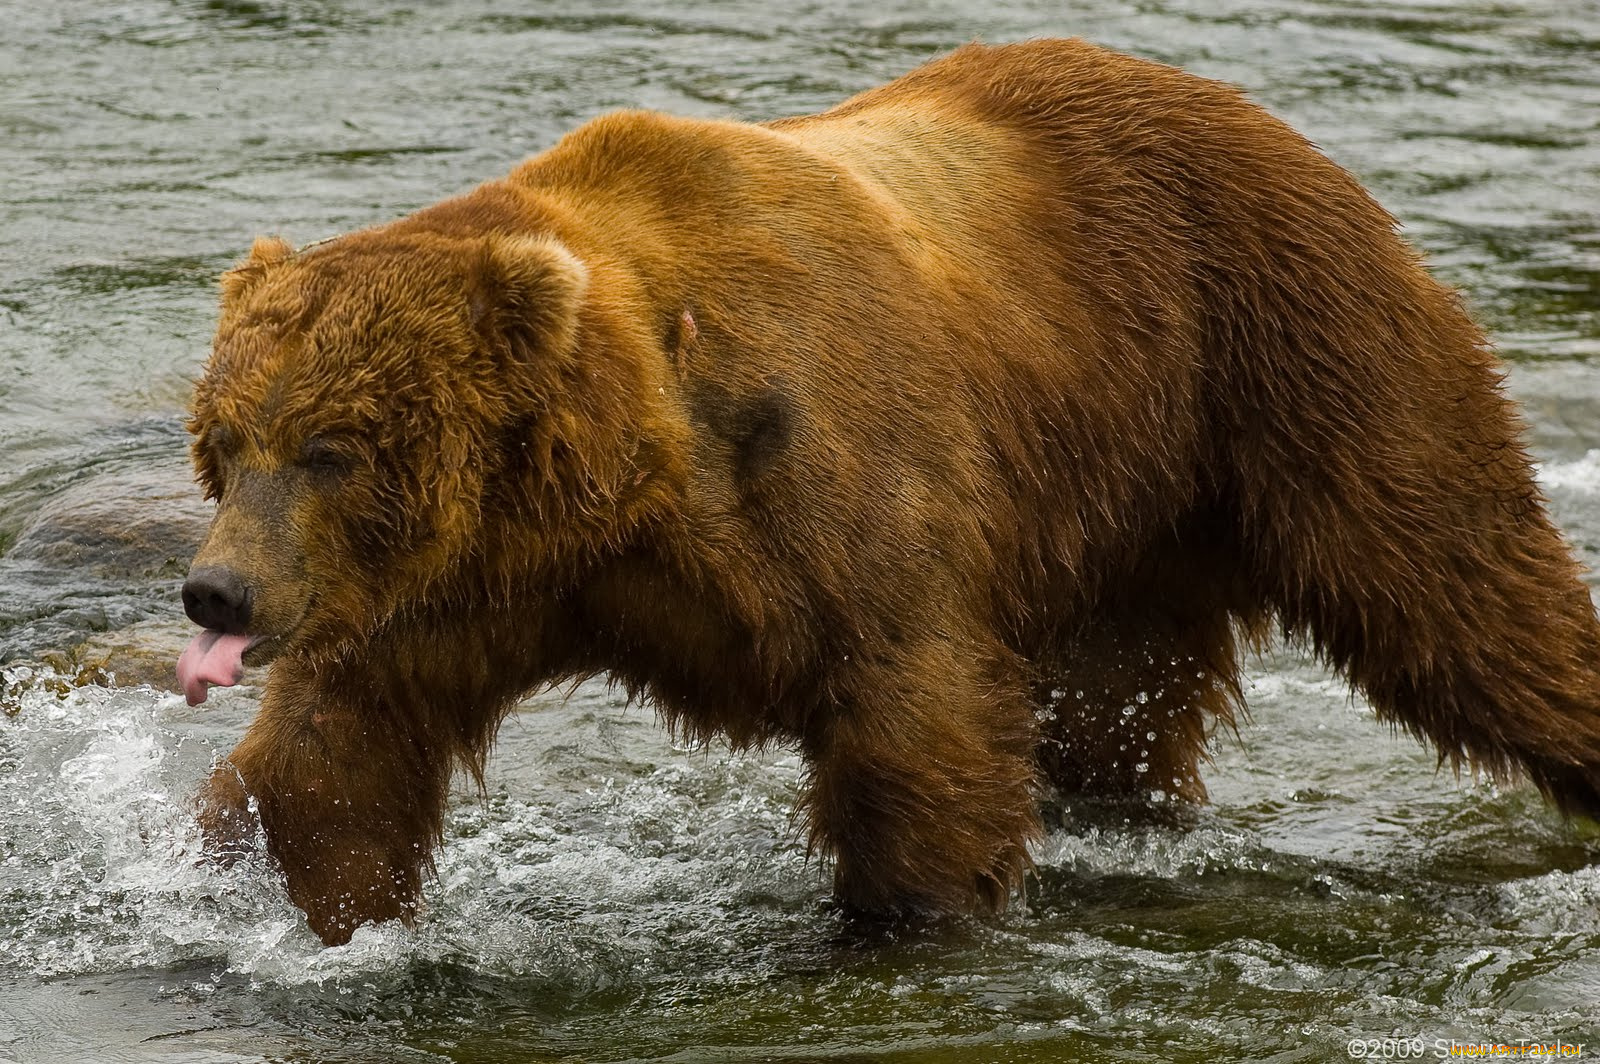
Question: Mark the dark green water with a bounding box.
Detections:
[2,2,1599,1061]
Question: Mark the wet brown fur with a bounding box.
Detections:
[186,39,1600,945]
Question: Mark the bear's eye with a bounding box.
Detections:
[194,424,236,502]
[296,436,355,477]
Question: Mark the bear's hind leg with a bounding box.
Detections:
[802,636,1040,915]
[1036,592,1247,804]
[1235,328,1600,817]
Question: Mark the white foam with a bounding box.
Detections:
[1030,822,1265,879]
[1536,448,1600,493]
[0,675,819,989]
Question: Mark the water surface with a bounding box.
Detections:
[2,1,1599,1061]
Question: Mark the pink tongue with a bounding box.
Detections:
[176,630,252,706]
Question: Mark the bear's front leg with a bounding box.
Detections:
[195,657,454,946]
[801,638,1041,916]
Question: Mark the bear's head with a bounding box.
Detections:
[177,228,591,704]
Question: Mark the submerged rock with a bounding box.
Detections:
[8,461,210,581]
[67,615,198,693]
[0,459,210,685]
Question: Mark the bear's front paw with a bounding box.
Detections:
[286,843,424,947]
[194,762,263,866]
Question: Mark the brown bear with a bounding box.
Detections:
[179,38,1600,947]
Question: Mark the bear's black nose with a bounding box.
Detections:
[182,566,252,633]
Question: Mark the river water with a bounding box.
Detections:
[2,2,1598,1061]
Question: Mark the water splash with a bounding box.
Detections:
[0,674,823,999]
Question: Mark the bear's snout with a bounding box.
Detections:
[182,565,253,633]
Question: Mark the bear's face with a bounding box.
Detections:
[180,231,589,682]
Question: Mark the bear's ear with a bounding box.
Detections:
[219,235,294,304]
[469,234,589,360]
